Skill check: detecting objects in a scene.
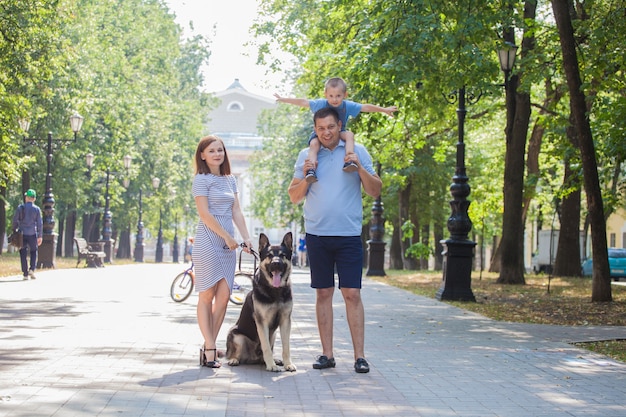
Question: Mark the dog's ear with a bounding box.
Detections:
[259,233,270,252]
[282,232,293,259]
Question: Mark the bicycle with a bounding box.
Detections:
[229,248,257,305]
[170,245,257,305]
[170,262,195,303]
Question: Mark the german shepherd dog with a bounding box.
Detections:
[225,232,296,372]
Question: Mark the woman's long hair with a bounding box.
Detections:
[194,135,231,175]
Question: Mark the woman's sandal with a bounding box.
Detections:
[199,345,221,368]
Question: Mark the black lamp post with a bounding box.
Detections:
[436,86,478,301]
[183,204,190,261]
[85,153,132,263]
[172,214,179,263]
[134,188,145,262]
[133,177,160,262]
[436,43,517,302]
[153,177,163,263]
[366,163,386,276]
[20,113,84,268]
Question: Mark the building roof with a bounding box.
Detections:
[207,79,277,136]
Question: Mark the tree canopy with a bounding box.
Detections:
[1,0,212,254]
[2,1,624,303]
[250,0,625,301]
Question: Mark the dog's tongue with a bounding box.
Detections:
[272,271,281,288]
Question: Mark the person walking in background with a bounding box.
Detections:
[192,135,252,368]
[275,77,396,183]
[12,189,43,280]
[288,107,382,374]
[185,237,194,262]
[298,233,307,267]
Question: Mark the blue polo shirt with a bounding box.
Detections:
[308,99,362,132]
[294,141,375,236]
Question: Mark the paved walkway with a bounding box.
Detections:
[0,263,625,417]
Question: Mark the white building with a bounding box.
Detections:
[208,79,292,245]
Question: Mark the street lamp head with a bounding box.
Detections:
[18,119,31,133]
[123,154,132,170]
[85,152,94,169]
[497,42,518,74]
[69,113,84,133]
[152,177,160,190]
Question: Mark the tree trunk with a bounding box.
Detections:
[522,78,563,225]
[553,158,582,276]
[489,237,501,273]
[407,203,419,270]
[65,207,76,257]
[497,1,537,284]
[399,183,413,270]
[389,219,403,269]
[551,0,611,301]
[434,215,444,270]
[83,213,100,242]
[56,215,64,258]
[420,223,429,270]
[0,186,6,254]
[497,70,531,284]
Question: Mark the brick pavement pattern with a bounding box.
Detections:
[1,264,625,417]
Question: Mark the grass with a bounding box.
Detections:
[0,250,134,277]
[2,252,624,362]
[371,270,626,363]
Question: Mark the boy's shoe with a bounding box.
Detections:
[23,274,29,280]
[312,355,336,369]
[342,161,358,172]
[354,357,370,373]
[305,169,318,183]
[28,270,36,279]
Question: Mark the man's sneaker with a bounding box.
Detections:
[28,270,36,279]
[354,358,370,373]
[343,161,358,172]
[312,355,336,369]
[23,274,29,280]
[305,169,318,184]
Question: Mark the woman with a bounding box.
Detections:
[192,135,252,368]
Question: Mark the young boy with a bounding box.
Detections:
[275,77,397,183]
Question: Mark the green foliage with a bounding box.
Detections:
[1,0,212,245]
[252,1,525,249]
[401,219,432,260]
[0,0,69,189]
[5,0,625,272]
[405,242,432,260]
[248,104,311,228]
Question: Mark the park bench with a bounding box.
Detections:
[74,237,106,268]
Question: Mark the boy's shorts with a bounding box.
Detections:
[306,234,363,289]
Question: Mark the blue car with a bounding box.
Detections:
[581,248,626,281]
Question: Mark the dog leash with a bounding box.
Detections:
[223,242,258,256]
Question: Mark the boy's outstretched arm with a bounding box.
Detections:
[274,93,310,108]
[361,103,398,117]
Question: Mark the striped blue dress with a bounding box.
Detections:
[192,173,238,293]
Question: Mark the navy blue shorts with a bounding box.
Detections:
[306,234,363,289]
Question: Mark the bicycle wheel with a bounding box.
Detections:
[230,272,253,305]
[171,270,194,302]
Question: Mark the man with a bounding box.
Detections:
[12,189,43,280]
[288,107,382,373]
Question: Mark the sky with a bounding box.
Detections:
[164,0,292,98]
